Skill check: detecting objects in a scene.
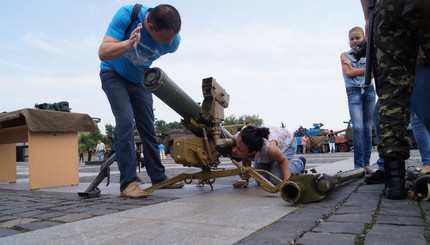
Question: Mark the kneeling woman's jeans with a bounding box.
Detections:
[253,138,305,185]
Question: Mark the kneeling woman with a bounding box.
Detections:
[232,126,306,187]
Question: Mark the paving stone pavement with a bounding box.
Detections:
[0,150,429,244]
[236,150,430,245]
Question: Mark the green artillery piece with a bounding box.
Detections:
[79,68,365,203]
[140,68,365,203]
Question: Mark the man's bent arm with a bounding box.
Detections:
[98,35,133,61]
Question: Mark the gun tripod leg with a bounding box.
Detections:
[143,173,189,194]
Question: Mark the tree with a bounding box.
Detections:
[154,119,167,134]
[224,114,263,127]
[105,124,114,139]
[154,119,186,134]
[293,126,306,137]
[78,126,112,152]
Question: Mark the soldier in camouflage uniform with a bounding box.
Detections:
[361,0,430,199]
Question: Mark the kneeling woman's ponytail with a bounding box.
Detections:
[240,126,270,152]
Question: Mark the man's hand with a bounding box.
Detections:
[128,23,142,50]
[98,23,143,61]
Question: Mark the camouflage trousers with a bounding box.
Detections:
[373,0,430,160]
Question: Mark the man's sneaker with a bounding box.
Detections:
[120,182,148,198]
[365,170,385,184]
[299,157,306,174]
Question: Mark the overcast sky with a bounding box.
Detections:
[0,0,369,133]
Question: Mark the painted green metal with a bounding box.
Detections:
[143,67,201,123]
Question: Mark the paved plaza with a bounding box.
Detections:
[0,150,428,244]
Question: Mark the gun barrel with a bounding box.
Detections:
[314,168,365,194]
[280,168,366,204]
[332,168,366,184]
[143,68,201,123]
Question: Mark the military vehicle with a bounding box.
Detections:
[296,123,351,154]
[343,120,417,150]
[159,129,195,156]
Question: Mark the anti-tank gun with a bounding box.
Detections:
[142,68,233,169]
[78,68,236,198]
[142,68,285,195]
[79,68,365,203]
[141,68,366,204]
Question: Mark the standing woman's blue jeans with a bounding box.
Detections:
[346,86,376,168]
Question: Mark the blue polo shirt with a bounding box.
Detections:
[100,5,181,83]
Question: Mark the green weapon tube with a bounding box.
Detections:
[143,68,201,123]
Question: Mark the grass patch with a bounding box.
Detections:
[419,203,430,244]
[355,193,382,245]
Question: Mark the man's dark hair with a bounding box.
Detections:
[148,4,181,34]
[240,126,270,152]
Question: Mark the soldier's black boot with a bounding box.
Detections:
[383,157,407,199]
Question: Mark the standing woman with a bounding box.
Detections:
[301,135,307,154]
[340,26,376,173]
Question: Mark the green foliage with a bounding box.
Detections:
[78,126,112,152]
[293,127,305,137]
[78,120,186,153]
[105,124,114,139]
[224,114,263,127]
[154,119,186,134]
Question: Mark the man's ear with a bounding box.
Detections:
[147,22,155,32]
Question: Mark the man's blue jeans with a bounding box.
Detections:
[346,86,376,168]
[253,138,305,185]
[100,69,166,191]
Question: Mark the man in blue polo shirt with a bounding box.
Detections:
[98,4,184,198]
